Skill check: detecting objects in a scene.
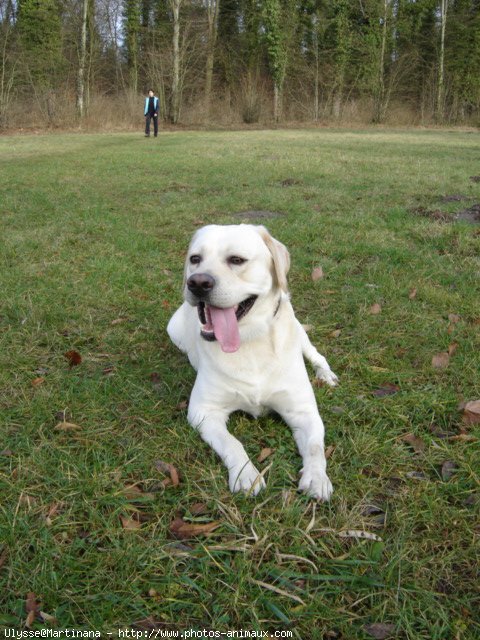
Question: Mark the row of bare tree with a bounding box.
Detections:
[1,0,479,130]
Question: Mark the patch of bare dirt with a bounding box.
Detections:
[410,206,452,222]
[456,203,480,223]
[439,194,469,203]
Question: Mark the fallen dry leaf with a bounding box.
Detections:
[364,622,396,639]
[432,352,450,369]
[189,502,209,516]
[176,400,188,411]
[54,421,82,432]
[169,515,221,540]
[311,266,324,281]
[64,350,82,367]
[325,445,335,459]
[258,447,274,463]
[373,383,400,397]
[120,515,142,530]
[447,342,459,356]
[39,611,58,625]
[328,329,342,338]
[111,317,126,325]
[462,400,480,425]
[369,303,382,315]
[401,433,426,453]
[154,460,180,487]
[408,288,417,300]
[31,377,45,387]
[19,494,37,508]
[448,313,461,324]
[441,460,457,481]
[1,449,13,456]
[25,592,41,628]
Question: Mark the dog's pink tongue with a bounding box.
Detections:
[209,306,240,353]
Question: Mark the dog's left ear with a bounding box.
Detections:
[257,226,290,292]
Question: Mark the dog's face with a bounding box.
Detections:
[183,224,290,353]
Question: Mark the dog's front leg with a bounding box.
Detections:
[274,401,333,502]
[188,402,265,496]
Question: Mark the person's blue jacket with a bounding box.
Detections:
[144,96,159,116]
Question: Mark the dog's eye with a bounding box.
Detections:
[228,256,246,266]
[189,255,202,265]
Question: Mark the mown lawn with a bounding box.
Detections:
[0,129,479,639]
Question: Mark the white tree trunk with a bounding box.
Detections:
[436,0,448,122]
[204,0,220,121]
[76,0,88,119]
[171,0,181,123]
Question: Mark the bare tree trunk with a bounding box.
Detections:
[273,83,281,122]
[170,0,181,123]
[436,0,448,123]
[76,0,88,119]
[312,16,320,121]
[204,0,220,121]
[373,0,388,123]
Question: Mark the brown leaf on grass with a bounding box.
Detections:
[448,313,461,324]
[111,317,126,325]
[258,447,274,463]
[447,342,459,356]
[64,350,82,367]
[1,449,13,456]
[369,303,382,315]
[44,502,64,526]
[189,502,209,516]
[120,515,142,530]
[325,445,335,459]
[39,611,58,625]
[364,623,396,639]
[302,323,313,332]
[169,515,221,540]
[408,288,417,299]
[175,400,188,411]
[26,592,41,627]
[31,377,45,387]
[19,494,37,508]
[372,383,400,397]
[54,421,82,432]
[441,460,457,481]
[121,483,155,501]
[401,433,426,453]
[311,266,324,281]
[462,400,480,425]
[432,352,450,369]
[328,328,342,338]
[154,460,180,487]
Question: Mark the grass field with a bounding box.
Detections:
[0,129,479,639]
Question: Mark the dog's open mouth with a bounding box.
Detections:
[197,296,257,353]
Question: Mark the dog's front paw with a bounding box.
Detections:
[298,467,333,502]
[315,368,339,387]
[229,460,265,496]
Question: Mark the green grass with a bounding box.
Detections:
[0,129,479,639]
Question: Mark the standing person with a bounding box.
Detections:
[144,89,159,137]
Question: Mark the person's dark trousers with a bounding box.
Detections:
[145,114,158,137]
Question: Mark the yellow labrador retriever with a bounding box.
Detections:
[167,224,338,500]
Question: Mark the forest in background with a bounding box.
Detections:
[1,0,479,130]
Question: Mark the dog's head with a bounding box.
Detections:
[183,224,290,353]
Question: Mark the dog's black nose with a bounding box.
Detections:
[187,273,215,297]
